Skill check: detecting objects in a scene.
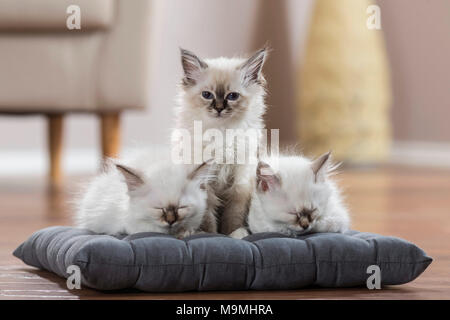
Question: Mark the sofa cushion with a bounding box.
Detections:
[0,0,115,31]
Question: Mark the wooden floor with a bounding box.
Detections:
[1,166,449,300]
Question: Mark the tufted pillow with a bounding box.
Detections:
[13,226,432,292]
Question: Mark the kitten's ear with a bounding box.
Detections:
[115,164,145,192]
[240,47,268,87]
[311,151,332,183]
[256,161,280,193]
[180,48,208,86]
[187,159,213,188]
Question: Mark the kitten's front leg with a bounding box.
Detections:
[312,213,350,233]
[220,197,250,235]
[220,181,252,235]
[199,209,218,233]
[200,187,220,234]
[176,228,197,239]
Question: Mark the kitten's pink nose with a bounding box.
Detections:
[213,98,226,114]
[299,217,310,229]
[213,105,225,114]
[164,207,178,225]
[166,216,176,225]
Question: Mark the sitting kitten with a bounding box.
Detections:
[75,149,215,238]
[173,47,269,235]
[230,152,350,238]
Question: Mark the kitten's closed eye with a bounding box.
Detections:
[177,205,189,216]
[289,208,316,219]
[153,205,189,214]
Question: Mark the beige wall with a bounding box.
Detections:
[379,0,450,143]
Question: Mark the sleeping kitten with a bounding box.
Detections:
[172,47,268,235]
[75,149,215,237]
[230,152,350,238]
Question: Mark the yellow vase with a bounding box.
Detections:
[298,0,391,164]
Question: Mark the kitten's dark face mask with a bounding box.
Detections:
[288,208,317,232]
[200,86,241,118]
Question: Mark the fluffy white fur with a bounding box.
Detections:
[230,153,351,238]
[75,147,212,237]
[172,48,268,235]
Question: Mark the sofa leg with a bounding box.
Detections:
[47,114,64,189]
[100,112,120,160]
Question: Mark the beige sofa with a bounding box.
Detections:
[0,0,152,187]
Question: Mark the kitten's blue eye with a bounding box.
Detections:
[201,91,213,99]
[226,92,240,101]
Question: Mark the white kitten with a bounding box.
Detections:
[172,48,268,235]
[230,152,350,238]
[75,148,215,237]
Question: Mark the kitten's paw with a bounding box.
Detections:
[313,219,347,233]
[177,229,197,239]
[229,227,249,239]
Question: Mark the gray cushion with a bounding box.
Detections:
[13,226,432,292]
